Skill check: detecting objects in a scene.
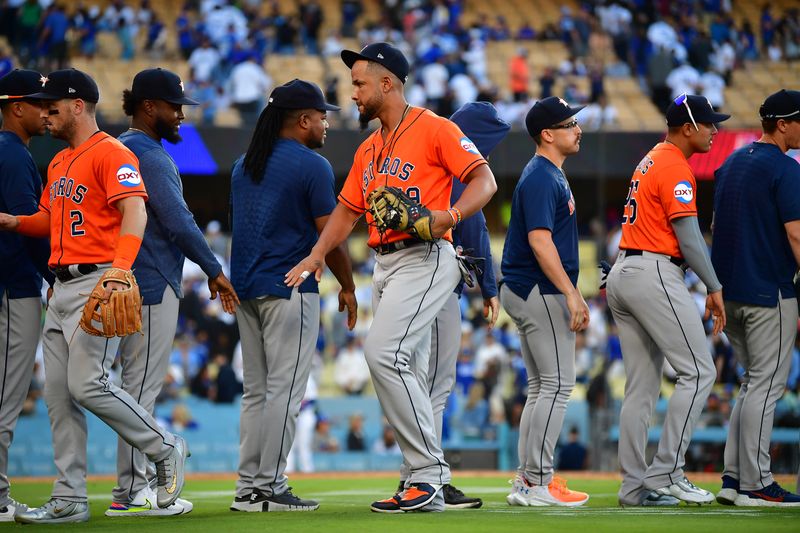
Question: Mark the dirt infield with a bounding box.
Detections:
[17,470,797,484]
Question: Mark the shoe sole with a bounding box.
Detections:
[506,493,549,507]
[445,501,483,509]
[734,495,800,507]
[661,489,713,505]
[105,508,183,517]
[229,501,254,512]
[159,437,190,509]
[370,505,404,514]
[248,500,319,512]
[716,488,738,506]
[15,512,89,524]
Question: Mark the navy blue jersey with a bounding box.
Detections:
[712,142,800,306]
[119,130,222,305]
[230,138,336,300]
[0,131,51,299]
[501,155,579,298]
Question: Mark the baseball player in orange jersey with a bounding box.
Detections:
[0,69,188,524]
[286,42,497,513]
[606,94,729,506]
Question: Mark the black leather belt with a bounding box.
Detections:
[373,239,427,255]
[52,264,98,283]
[623,249,684,267]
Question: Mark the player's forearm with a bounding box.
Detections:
[453,164,497,220]
[325,243,356,292]
[114,196,147,270]
[529,231,578,297]
[784,220,800,269]
[310,203,360,259]
[14,210,50,238]
[672,216,722,293]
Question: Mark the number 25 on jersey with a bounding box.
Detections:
[622,155,653,225]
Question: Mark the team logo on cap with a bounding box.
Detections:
[116,164,141,187]
[40,75,48,87]
[558,98,569,107]
[460,137,479,155]
[377,53,384,59]
[673,181,693,204]
[179,81,184,92]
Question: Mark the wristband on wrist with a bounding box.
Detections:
[112,234,143,270]
[447,208,458,228]
[450,207,463,225]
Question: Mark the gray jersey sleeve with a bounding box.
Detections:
[672,216,722,293]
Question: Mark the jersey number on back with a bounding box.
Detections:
[621,180,640,225]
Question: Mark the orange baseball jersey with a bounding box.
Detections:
[338,107,486,248]
[38,131,148,267]
[619,142,697,258]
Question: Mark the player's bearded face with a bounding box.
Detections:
[153,102,184,143]
[358,91,382,131]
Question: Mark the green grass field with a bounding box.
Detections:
[5,474,799,532]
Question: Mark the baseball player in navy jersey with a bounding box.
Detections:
[0,69,53,522]
[230,79,356,512]
[104,68,239,517]
[0,69,189,525]
[287,42,497,513]
[607,94,728,507]
[502,97,590,507]
[395,101,507,509]
[712,89,800,507]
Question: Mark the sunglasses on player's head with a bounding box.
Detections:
[674,93,699,131]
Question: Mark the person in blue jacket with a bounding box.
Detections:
[108,68,239,517]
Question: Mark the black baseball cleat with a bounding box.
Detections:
[229,494,252,512]
[249,488,319,512]
[443,484,483,509]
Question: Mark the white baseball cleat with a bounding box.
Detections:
[506,475,589,507]
[156,435,190,508]
[0,498,29,522]
[655,477,714,504]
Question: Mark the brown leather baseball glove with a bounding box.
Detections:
[79,268,143,337]
[366,185,434,241]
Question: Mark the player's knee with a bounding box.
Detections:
[67,379,97,406]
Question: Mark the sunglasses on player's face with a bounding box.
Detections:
[548,119,579,130]
[674,93,699,132]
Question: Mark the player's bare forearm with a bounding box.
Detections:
[453,164,497,219]
[529,229,588,331]
[529,229,578,298]
[115,196,147,239]
[0,212,21,232]
[325,243,356,292]
[286,203,361,287]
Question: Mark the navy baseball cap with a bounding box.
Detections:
[525,96,585,137]
[759,89,800,120]
[267,79,339,111]
[27,68,99,103]
[341,42,409,84]
[0,69,46,100]
[666,93,729,127]
[131,68,198,105]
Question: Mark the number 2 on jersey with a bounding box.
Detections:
[621,180,640,225]
[70,210,85,236]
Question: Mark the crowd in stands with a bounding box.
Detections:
[1,1,798,129]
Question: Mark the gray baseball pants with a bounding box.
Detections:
[43,267,179,502]
[235,289,319,498]
[0,293,41,507]
[722,298,797,491]
[501,283,576,487]
[367,241,459,486]
[607,252,715,505]
[113,287,180,503]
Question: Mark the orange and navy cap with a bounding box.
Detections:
[0,69,46,101]
[27,68,99,103]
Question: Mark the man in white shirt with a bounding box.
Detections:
[228,54,271,125]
